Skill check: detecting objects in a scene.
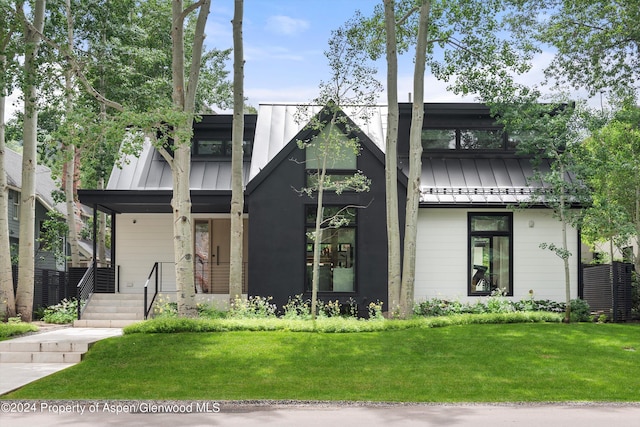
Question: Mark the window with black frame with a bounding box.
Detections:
[305,206,356,293]
[422,128,520,151]
[469,213,513,296]
[192,139,253,158]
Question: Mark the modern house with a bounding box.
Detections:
[77,103,582,322]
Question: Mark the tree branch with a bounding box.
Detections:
[396,6,419,27]
[179,0,206,23]
[17,11,124,112]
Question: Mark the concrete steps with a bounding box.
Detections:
[0,328,123,367]
[73,293,145,328]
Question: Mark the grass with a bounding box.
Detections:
[0,322,38,340]
[2,322,639,402]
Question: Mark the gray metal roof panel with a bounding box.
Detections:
[3,148,66,214]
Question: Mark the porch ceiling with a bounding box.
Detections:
[78,189,240,214]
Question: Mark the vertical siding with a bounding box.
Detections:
[415,208,579,303]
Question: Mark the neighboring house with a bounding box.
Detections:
[4,148,67,271]
[78,103,582,314]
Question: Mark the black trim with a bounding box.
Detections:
[467,212,514,296]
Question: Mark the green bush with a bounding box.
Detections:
[42,298,78,324]
[0,321,38,339]
[569,298,591,322]
[229,295,277,318]
[124,311,563,335]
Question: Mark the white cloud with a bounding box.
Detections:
[265,15,309,36]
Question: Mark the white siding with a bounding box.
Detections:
[116,214,176,293]
[415,208,579,303]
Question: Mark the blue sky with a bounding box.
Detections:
[206,1,594,111]
[208,0,485,109]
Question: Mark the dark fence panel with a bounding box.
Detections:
[582,262,633,322]
[11,265,71,319]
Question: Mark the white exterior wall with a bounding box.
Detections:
[116,213,176,293]
[415,208,579,303]
[114,213,243,308]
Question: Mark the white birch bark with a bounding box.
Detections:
[171,0,211,317]
[383,0,401,315]
[229,0,244,301]
[16,0,46,321]
[400,0,430,318]
[64,0,80,267]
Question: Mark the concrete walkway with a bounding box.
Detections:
[0,327,122,395]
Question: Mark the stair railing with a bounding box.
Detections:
[144,262,160,319]
[76,266,96,320]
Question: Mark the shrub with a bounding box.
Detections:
[197,303,227,319]
[0,321,38,338]
[367,300,384,320]
[229,295,277,319]
[42,298,78,324]
[569,298,591,322]
[486,289,515,314]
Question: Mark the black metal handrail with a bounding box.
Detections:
[144,262,160,319]
[76,266,95,320]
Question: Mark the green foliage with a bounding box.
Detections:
[414,296,585,320]
[153,297,227,319]
[510,0,640,96]
[569,298,591,323]
[36,210,69,266]
[539,242,572,260]
[0,321,38,339]
[42,298,78,324]
[124,311,562,335]
[367,300,385,320]
[577,105,640,266]
[228,295,277,319]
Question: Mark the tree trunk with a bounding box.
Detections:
[384,0,401,316]
[400,0,429,318]
[170,0,211,317]
[0,57,16,319]
[310,149,329,321]
[64,0,81,267]
[560,163,571,323]
[229,0,244,302]
[16,0,46,322]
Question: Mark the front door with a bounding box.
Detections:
[194,218,248,294]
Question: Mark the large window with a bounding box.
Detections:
[468,213,513,296]
[305,206,356,293]
[422,128,512,151]
[192,139,253,159]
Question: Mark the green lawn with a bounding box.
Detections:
[3,323,639,402]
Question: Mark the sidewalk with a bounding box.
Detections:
[0,327,123,395]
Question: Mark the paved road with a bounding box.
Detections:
[1,401,639,426]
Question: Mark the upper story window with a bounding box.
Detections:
[305,125,358,190]
[192,139,253,159]
[422,128,514,151]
